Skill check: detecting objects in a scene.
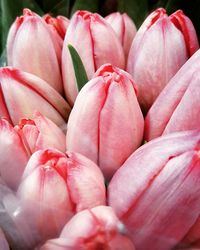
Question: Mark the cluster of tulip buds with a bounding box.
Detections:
[0,5,200,250]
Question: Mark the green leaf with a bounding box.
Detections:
[117,0,149,28]
[0,49,7,67]
[41,0,70,17]
[68,44,88,91]
[0,0,43,55]
[70,0,100,16]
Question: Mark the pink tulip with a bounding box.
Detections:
[0,112,66,190]
[0,67,70,127]
[17,149,106,244]
[62,10,125,105]
[145,49,200,141]
[127,8,199,113]
[66,64,144,180]
[43,14,69,40]
[109,130,200,250]
[0,118,29,190]
[7,8,63,93]
[105,12,137,61]
[15,112,66,152]
[41,206,135,250]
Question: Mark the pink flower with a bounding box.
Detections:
[66,64,144,180]
[7,9,63,93]
[17,149,106,244]
[105,12,137,61]
[145,49,200,141]
[62,10,125,105]
[127,8,199,113]
[43,14,69,40]
[0,112,66,190]
[40,206,135,250]
[0,67,70,127]
[109,130,200,250]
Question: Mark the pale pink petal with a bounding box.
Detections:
[90,14,125,70]
[66,77,106,164]
[65,152,106,212]
[9,13,63,93]
[0,119,29,190]
[145,49,200,141]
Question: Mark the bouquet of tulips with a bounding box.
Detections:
[0,2,200,250]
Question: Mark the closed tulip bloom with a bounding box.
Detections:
[7,8,63,93]
[109,130,200,250]
[0,113,66,190]
[0,67,70,127]
[43,14,69,40]
[62,10,125,105]
[105,12,137,61]
[15,112,66,153]
[145,49,200,141]
[41,206,135,250]
[66,64,144,180]
[127,8,199,113]
[0,118,29,190]
[17,149,106,244]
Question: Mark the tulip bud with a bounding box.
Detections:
[109,130,200,250]
[7,8,63,93]
[105,12,137,61]
[0,119,29,190]
[145,49,200,141]
[41,206,135,250]
[0,112,66,190]
[17,149,106,245]
[66,64,144,180]
[62,10,125,105]
[0,67,70,127]
[43,14,69,40]
[127,8,199,113]
[15,112,66,153]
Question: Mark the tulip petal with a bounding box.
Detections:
[90,14,125,70]
[33,112,66,152]
[65,152,106,212]
[163,74,200,135]
[170,10,199,56]
[66,77,106,164]
[99,77,143,179]
[0,119,29,190]
[145,49,200,141]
